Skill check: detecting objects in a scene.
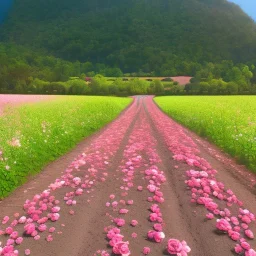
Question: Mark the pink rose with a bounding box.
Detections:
[131,220,138,227]
[167,239,191,255]
[167,239,183,254]
[245,230,254,239]
[143,247,151,255]
[245,249,256,256]
[147,230,156,240]
[112,241,130,255]
[241,242,251,250]
[228,230,240,241]
[216,219,231,232]
[154,232,165,243]
[109,234,124,247]
[234,244,243,254]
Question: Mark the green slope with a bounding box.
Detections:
[1,0,256,74]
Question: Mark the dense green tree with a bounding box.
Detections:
[149,80,164,95]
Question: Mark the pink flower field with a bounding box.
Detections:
[0,95,56,115]
[171,76,192,85]
[0,95,255,256]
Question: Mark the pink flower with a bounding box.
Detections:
[110,194,115,200]
[231,217,239,226]
[1,245,15,255]
[147,184,156,193]
[137,186,143,191]
[234,244,243,254]
[46,235,53,242]
[5,227,14,235]
[25,249,31,255]
[242,215,252,224]
[245,230,254,239]
[24,223,36,235]
[109,234,124,247]
[167,239,191,256]
[154,232,165,243]
[107,228,121,240]
[112,241,130,256]
[7,239,15,246]
[127,200,134,205]
[143,247,151,255]
[15,237,23,245]
[206,213,214,220]
[2,216,10,224]
[50,213,60,222]
[73,177,81,185]
[51,206,60,213]
[131,220,138,227]
[114,218,125,227]
[38,224,47,232]
[49,227,56,233]
[75,188,83,195]
[94,250,110,256]
[245,249,256,256]
[149,213,158,222]
[241,242,251,250]
[11,220,18,227]
[242,223,249,230]
[228,230,240,241]
[147,230,156,240]
[112,201,118,207]
[119,209,129,214]
[167,239,183,254]
[131,232,137,238]
[216,219,231,232]
[34,235,40,240]
[153,223,162,231]
[234,226,241,232]
[10,231,19,239]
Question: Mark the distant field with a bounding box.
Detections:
[105,76,192,85]
[0,94,56,115]
[0,96,131,198]
[155,96,256,171]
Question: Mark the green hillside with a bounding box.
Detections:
[1,0,256,75]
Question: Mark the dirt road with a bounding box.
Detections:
[0,96,255,256]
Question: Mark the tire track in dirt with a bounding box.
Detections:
[142,96,239,255]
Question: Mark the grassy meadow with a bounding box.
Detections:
[155,96,256,172]
[0,96,131,198]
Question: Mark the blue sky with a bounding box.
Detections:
[0,1,255,23]
[229,0,256,20]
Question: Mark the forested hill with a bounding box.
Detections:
[1,0,256,74]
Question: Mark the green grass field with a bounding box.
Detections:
[155,96,256,172]
[0,96,131,198]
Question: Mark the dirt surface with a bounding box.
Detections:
[0,96,255,256]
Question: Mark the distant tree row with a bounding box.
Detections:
[0,43,256,96]
[185,61,256,95]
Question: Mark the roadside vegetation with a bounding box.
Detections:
[0,96,131,198]
[155,96,256,172]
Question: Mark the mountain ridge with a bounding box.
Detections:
[1,0,256,75]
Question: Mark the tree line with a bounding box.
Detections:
[0,43,256,96]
